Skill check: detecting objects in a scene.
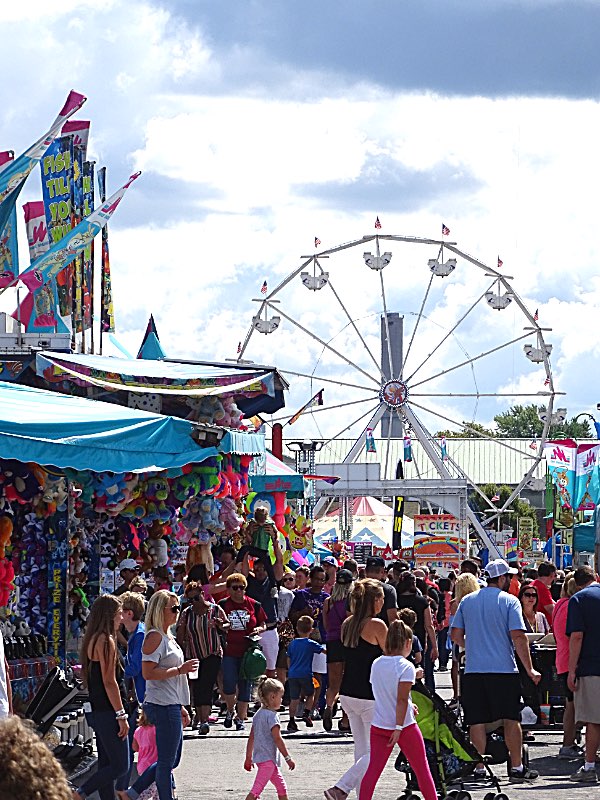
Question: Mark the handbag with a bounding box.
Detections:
[277,619,295,649]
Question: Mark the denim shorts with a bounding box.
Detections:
[288,675,315,700]
[222,655,252,701]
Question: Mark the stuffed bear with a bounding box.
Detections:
[0,516,12,559]
[145,521,169,568]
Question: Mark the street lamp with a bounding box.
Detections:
[286,440,324,519]
[575,412,600,438]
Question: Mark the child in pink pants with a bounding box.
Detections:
[359,620,437,800]
[244,677,295,800]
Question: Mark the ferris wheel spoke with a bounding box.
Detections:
[278,368,380,393]
[409,331,532,390]
[407,399,540,460]
[396,408,433,511]
[383,409,394,484]
[325,275,385,380]
[411,392,556,398]
[270,396,375,424]
[323,403,381,446]
[404,283,495,383]
[403,273,434,376]
[266,301,380,387]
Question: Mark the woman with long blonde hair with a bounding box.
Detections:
[324,579,388,800]
[448,572,480,705]
[73,595,130,800]
[118,590,198,800]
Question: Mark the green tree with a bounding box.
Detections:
[494,404,591,439]
[435,421,497,438]
[471,483,538,534]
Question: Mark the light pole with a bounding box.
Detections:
[286,440,324,520]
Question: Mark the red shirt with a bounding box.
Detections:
[218,596,267,658]
[532,579,555,627]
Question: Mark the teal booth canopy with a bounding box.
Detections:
[0,381,245,473]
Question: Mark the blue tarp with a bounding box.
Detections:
[0,381,223,473]
[219,431,265,456]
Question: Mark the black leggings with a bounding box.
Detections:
[190,654,222,707]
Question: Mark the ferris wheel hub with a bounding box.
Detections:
[379,379,409,408]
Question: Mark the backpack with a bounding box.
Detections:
[240,637,267,680]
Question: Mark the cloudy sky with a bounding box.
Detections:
[2,0,600,445]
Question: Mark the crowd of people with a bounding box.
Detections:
[3,516,600,799]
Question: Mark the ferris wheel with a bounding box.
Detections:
[237,232,557,553]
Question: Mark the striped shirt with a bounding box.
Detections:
[176,603,227,660]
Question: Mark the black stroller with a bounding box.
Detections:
[395,682,511,800]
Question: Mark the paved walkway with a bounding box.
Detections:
[171,673,587,800]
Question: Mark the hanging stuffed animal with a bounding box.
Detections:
[0,516,12,559]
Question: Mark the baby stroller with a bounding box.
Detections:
[395,682,510,800]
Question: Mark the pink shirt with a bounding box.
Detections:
[134,725,158,774]
[552,596,570,675]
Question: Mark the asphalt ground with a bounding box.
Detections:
[169,671,590,800]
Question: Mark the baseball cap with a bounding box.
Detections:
[322,556,337,566]
[336,569,354,585]
[366,556,385,570]
[119,558,139,572]
[484,559,518,579]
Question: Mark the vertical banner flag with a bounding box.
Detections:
[365,427,376,453]
[61,119,90,152]
[0,91,86,236]
[392,496,405,552]
[0,152,19,289]
[543,439,577,510]
[71,144,84,331]
[403,435,413,463]
[18,201,59,331]
[11,171,141,294]
[82,160,95,332]
[40,135,74,332]
[574,443,600,511]
[440,436,448,460]
[97,167,115,333]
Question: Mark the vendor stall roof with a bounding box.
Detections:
[36,352,278,397]
[0,381,264,473]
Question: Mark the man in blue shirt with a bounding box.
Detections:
[567,566,600,783]
[452,558,540,782]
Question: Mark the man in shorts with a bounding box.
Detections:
[567,566,600,782]
[451,558,541,782]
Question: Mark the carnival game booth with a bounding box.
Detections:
[0,381,264,711]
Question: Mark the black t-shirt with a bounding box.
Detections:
[246,574,277,624]
[397,593,429,647]
[378,582,398,625]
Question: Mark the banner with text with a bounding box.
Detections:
[574,443,600,512]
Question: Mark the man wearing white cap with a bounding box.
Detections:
[451,558,541,782]
[114,558,140,597]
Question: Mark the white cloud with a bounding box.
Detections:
[1,0,599,444]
